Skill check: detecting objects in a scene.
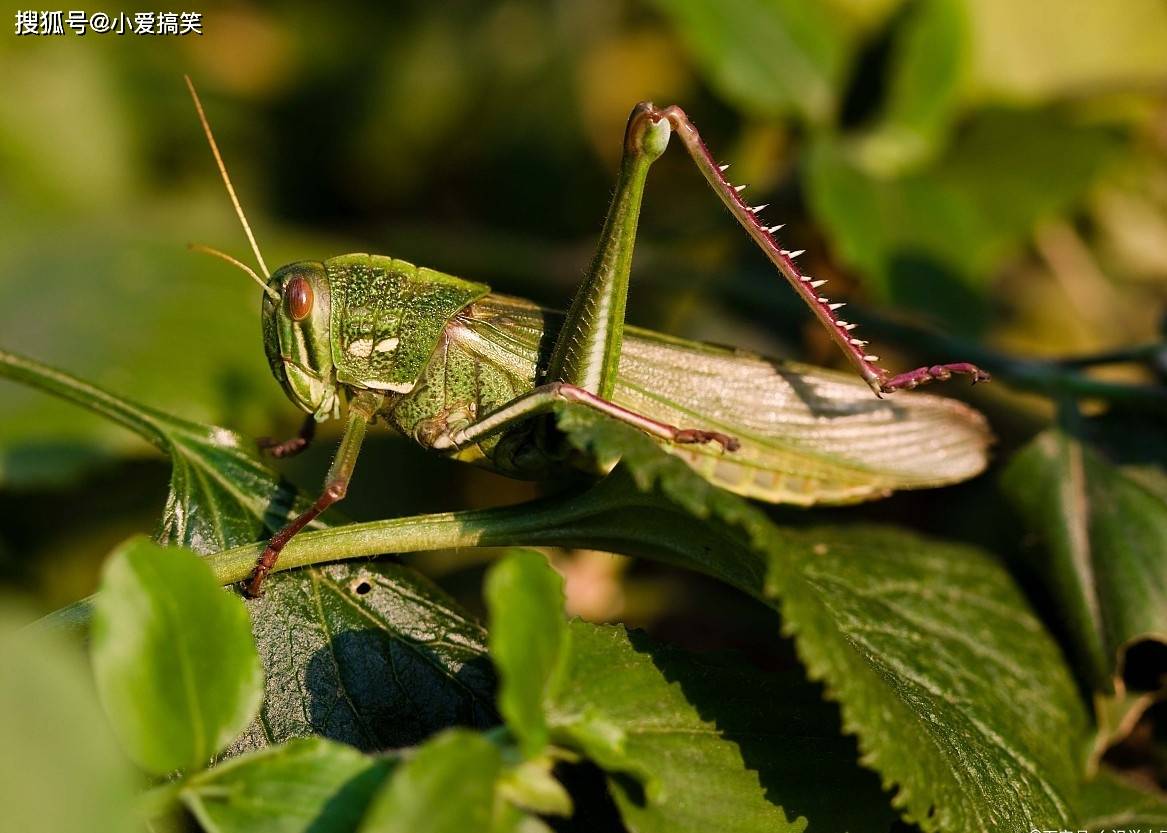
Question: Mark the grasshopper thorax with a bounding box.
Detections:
[262,261,340,421]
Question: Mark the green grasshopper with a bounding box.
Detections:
[185,79,991,597]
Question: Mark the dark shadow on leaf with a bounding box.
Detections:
[230,561,498,757]
[624,628,896,832]
[304,627,497,751]
[773,362,911,421]
[549,759,628,833]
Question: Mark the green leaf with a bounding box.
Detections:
[497,759,573,818]
[0,350,309,554]
[187,402,1088,831]
[550,404,1089,833]
[230,560,497,754]
[647,0,852,123]
[805,109,1119,314]
[0,602,138,833]
[1075,769,1167,832]
[182,737,394,833]
[181,403,1087,831]
[358,729,506,833]
[549,622,893,833]
[856,0,969,174]
[91,536,263,774]
[484,549,570,759]
[1001,420,1167,752]
[481,548,884,830]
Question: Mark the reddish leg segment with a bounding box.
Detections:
[259,413,317,458]
[246,392,382,597]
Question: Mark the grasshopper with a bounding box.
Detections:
[184,79,991,597]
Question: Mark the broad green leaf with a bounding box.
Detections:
[91,536,263,773]
[480,547,887,830]
[549,404,1089,833]
[0,603,138,833]
[647,0,852,124]
[484,549,569,759]
[182,737,394,833]
[358,729,507,833]
[548,622,892,833]
[1075,770,1167,832]
[806,109,1119,314]
[0,350,310,553]
[1001,421,1167,751]
[229,560,496,754]
[856,0,969,174]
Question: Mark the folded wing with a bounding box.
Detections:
[614,329,992,505]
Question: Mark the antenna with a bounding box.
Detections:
[189,243,280,301]
[184,74,271,280]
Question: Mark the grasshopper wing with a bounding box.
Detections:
[614,328,992,505]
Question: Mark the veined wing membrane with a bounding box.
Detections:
[614,329,991,505]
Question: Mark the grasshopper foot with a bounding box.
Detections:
[878,363,990,394]
[244,555,275,598]
[258,435,310,458]
[258,415,316,459]
[675,428,741,452]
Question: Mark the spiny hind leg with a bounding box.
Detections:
[428,382,740,453]
[648,103,989,397]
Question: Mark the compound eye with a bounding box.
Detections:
[285,276,313,321]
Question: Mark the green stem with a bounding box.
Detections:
[39,468,757,632]
[0,349,168,448]
[203,479,669,586]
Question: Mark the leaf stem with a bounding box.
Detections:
[0,349,168,448]
[204,483,634,586]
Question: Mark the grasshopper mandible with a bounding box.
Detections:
[184,78,991,597]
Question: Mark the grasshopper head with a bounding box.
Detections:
[262,261,340,421]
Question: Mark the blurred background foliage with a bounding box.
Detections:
[1,0,1165,684]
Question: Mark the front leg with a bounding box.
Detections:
[246,391,382,597]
